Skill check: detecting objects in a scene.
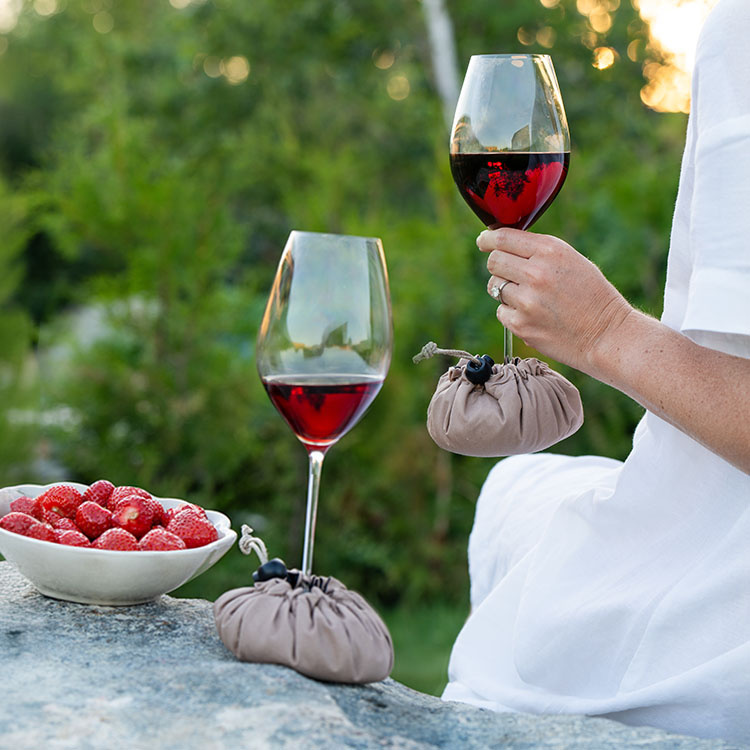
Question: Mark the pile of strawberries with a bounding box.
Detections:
[0,481,219,551]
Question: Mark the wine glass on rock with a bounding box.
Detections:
[257,231,393,575]
[450,54,570,362]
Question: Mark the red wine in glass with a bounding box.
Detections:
[450,151,569,230]
[262,375,384,453]
[450,54,570,361]
[256,231,392,575]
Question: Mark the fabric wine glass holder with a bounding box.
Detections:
[213,527,394,684]
[414,342,584,457]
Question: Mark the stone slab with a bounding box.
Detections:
[0,562,743,750]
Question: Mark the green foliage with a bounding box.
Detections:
[384,600,468,696]
[0,176,37,482]
[0,0,686,609]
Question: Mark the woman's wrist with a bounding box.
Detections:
[585,305,651,388]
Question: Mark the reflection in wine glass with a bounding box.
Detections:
[450,54,570,360]
[257,231,393,575]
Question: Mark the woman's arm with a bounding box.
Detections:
[480,227,750,474]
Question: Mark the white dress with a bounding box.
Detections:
[442,0,750,744]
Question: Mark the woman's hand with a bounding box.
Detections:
[479,228,750,473]
[479,227,632,376]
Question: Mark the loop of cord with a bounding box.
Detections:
[239,524,269,566]
[412,341,482,366]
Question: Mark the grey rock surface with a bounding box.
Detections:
[0,561,743,750]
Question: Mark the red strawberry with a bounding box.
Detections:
[142,496,165,527]
[166,510,217,548]
[52,517,80,532]
[162,507,180,526]
[9,496,42,519]
[92,528,139,551]
[38,485,83,519]
[182,502,208,519]
[111,495,154,539]
[26,523,56,543]
[75,501,113,539]
[163,502,206,525]
[56,529,92,547]
[82,479,115,508]
[139,527,187,551]
[0,511,40,536]
[42,508,64,526]
[110,486,151,506]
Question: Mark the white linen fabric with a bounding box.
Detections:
[442,0,750,744]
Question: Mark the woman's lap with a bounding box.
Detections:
[468,452,622,610]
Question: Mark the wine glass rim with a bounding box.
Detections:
[288,229,383,244]
[469,53,551,61]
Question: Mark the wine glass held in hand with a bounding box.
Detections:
[257,231,393,575]
[450,54,570,359]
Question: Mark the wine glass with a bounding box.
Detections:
[450,54,570,362]
[257,231,393,575]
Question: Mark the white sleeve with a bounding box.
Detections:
[681,115,750,350]
[680,0,750,353]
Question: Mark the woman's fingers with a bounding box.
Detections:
[481,228,562,286]
[487,276,517,306]
[476,227,540,258]
[486,249,527,283]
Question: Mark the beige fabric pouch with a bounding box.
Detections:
[214,573,394,684]
[426,357,583,457]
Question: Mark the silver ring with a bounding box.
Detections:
[493,279,511,305]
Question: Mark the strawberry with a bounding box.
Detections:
[56,529,92,547]
[26,523,56,543]
[111,495,154,539]
[9,496,42,519]
[109,486,152,506]
[181,502,208,519]
[166,510,217,548]
[162,507,180,526]
[163,502,207,526]
[142,496,165,526]
[52,517,80,532]
[41,508,63,526]
[75,501,113,540]
[38,485,83,519]
[82,479,115,508]
[139,527,187,551]
[92,527,139,551]
[0,511,40,536]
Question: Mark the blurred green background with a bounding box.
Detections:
[0,0,686,696]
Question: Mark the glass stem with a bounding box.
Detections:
[301,450,325,576]
[504,325,513,363]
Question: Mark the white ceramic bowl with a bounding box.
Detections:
[0,482,237,606]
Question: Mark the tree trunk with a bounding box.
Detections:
[422,0,461,130]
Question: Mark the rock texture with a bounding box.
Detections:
[0,562,743,750]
